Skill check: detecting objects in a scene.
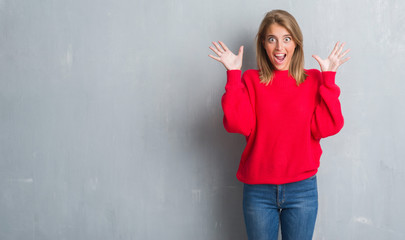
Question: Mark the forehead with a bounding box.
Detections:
[265,23,291,36]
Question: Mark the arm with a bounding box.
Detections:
[311,41,350,140]
[221,70,255,136]
[310,71,344,140]
[208,41,253,136]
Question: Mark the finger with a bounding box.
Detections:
[312,54,325,70]
[336,42,346,56]
[208,54,221,62]
[340,57,351,65]
[238,45,244,57]
[209,46,222,56]
[212,41,224,53]
[339,48,351,58]
[218,41,230,52]
[331,41,340,56]
[312,54,322,64]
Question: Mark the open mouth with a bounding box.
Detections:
[274,53,286,64]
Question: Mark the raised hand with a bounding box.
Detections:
[208,41,243,70]
[312,42,351,72]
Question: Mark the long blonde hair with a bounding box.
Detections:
[256,10,307,86]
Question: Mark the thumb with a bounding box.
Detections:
[312,54,322,65]
[238,46,244,57]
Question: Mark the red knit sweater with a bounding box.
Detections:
[222,69,344,184]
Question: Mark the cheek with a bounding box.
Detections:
[287,46,296,57]
[264,45,275,58]
[289,44,296,54]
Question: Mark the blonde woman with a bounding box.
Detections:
[209,9,350,240]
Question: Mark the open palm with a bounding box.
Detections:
[312,42,351,72]
[208,41,243,70]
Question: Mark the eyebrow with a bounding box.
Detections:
[266,34,292,38]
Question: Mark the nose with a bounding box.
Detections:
[276,41,283,50]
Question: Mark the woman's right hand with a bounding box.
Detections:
[208,41,243,71]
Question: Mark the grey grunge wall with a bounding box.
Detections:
[1,0,404,239]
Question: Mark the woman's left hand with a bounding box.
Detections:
[312,42,351,72]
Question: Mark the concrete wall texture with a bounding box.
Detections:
[1,0,404,239]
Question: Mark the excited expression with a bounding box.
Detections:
[263,23,296,71]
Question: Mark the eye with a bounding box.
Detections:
[284,37,292,42]
[267,37,276,43]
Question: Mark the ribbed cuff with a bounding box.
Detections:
[321,71,337,87]
[226,70,243,89]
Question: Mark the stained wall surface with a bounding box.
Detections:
[1,0,404,239]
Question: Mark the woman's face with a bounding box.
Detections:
[263,23,296,71]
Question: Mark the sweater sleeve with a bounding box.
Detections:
[221,70,255,137]
[310,71,344,140]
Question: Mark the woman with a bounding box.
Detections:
[208,10,350,240]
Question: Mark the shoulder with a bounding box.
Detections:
[241,69,260,83]
[242,69,260,77]
[305,68,321,77]
[305,69,322,83]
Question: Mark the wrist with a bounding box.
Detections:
[322,65,337,72]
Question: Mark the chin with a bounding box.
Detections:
[272,64,288,71]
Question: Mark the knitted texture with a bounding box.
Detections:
[222,69,344,184]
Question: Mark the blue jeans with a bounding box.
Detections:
[243,175,318,240]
